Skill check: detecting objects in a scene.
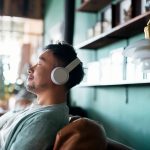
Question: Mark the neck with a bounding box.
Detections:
[36,87,67,106]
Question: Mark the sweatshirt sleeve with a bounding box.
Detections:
[9,111,61,150]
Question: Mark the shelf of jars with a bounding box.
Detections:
[76,0,150,86]
[78,47,150,87]
[75,11,150,50]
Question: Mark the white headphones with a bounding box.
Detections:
[51,58,81,85]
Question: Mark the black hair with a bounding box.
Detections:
[44,42,84,89]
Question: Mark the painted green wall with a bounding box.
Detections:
[44,0,65,45]
[44,1,150,150]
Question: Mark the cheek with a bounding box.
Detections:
[35,69,51,83]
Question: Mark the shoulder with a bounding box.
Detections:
[26,103,69,126]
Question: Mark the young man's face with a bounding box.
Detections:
[26,50,59,94]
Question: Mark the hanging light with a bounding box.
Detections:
[123,20,150,72]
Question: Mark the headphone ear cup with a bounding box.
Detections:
[51,67,69,85]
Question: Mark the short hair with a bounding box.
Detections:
[44,42,84,89]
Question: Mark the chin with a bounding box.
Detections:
[26,84,36,94]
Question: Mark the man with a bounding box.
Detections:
[0,42,84,150]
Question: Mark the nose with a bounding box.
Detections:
[27,67,32,74]
[27,64,36,74]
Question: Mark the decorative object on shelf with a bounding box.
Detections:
[120,0,132,23]
[110,48,125,81]
[123,20,150,73]
[141,0,148,13]
[144,19,150,38]
[86,61,101,84]
[101,5,112,33]
[99,57,111,83]
[126,57,144,81]
[145,0,150,11]
[94,21,102,36]
[87,26,95,39]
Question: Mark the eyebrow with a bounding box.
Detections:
[39,56,46,62]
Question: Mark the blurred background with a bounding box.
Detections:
[0,0,44,112]
[0,0,150,149]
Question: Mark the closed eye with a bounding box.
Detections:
[37,63,42,66]
[37,59,42,65]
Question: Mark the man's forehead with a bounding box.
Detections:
[40,49,50,55]
[38,50,59,65]
[39,49,51,57]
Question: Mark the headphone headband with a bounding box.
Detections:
[65,58,81,72]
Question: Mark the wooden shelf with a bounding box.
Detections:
[75,11,150,50]
[77,0,111,13]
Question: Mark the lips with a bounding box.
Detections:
[28,75,34,80]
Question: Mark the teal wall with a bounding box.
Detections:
[44,0,65,45]
[44,1,150,150]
